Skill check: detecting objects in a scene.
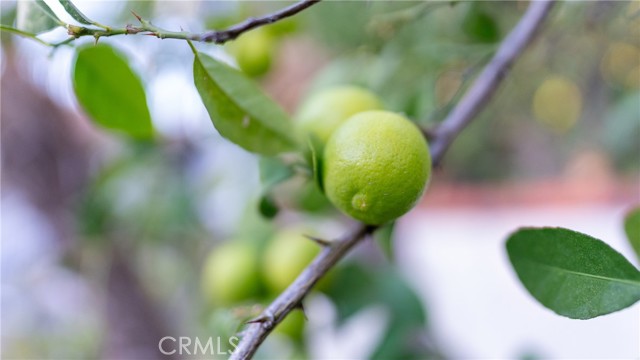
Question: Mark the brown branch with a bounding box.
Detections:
[429,0,556,166]
[230,1,556,359]
[132,0,321,43]
[8,0,322,46]
[199,0,322,43]
[230,225,376,360]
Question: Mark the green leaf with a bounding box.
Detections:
[324,263,373,321]
[307,137,324,192]
[294,180,331,213]
[73,44,153,139]
[35,0,63,24]
[259,156,294,188]
[374,222,395,261]
[16,0,61,34]
[625,207,640,261]
[193,52,299,155]
[324,262,431,358]
[325,263,426,326]
[506,227,640,319]
[256,156,294,219]
[370,269,429,360]
[58,0,93,25]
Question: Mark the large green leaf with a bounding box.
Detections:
[16,0,61,34]
[625,207,640,261]
[73,45,153,139]
[193,52,299,155]
[506,227,640,319]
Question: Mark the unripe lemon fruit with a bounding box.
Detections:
[228,28,274,78]
[323,111,431,225]
[295,86,384,145]
[532,76,582,133]
[262,228,320,293]
[201,242,260,307]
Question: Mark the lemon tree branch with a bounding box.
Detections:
[198,0,321,43]
[229,2,556,359]
[126,0,321,43]
[3,0,321,45]
[429,0,556,166]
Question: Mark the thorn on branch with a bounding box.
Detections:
[303,234,332,247]
[295,302,308,320]
[131,10,142,22]
[245,312,275,329]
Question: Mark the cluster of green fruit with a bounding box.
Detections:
[201,227,319,339]
[295,85,432,225]
[201,86,433,341]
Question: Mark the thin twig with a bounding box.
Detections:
[429,0,556,166]
[2,0,322,46]
[0,25,54,47]
[230,225,377,360]
[229,2,556,359]
[199,0,321,43]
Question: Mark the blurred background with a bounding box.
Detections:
[1,1,639,359]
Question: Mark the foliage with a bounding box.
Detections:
[625,207,640,261]
[193,51,300,155]
[506,227,640,319]
[73,45,154,139]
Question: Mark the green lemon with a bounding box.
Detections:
[532,76,582,133]
[263,228,320,293]
[228,28,274,78]
[323,111,431,225]
[201,242,260,307]
[295,86,384,145]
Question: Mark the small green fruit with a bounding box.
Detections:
[295,86,384,146]
[263,228,320,293]
[323,111,431,225]
[201,242,260,306]
[228,28,274,78]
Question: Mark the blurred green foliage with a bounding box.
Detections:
[301,1,639,180]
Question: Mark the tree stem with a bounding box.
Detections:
[429,0,556,166]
